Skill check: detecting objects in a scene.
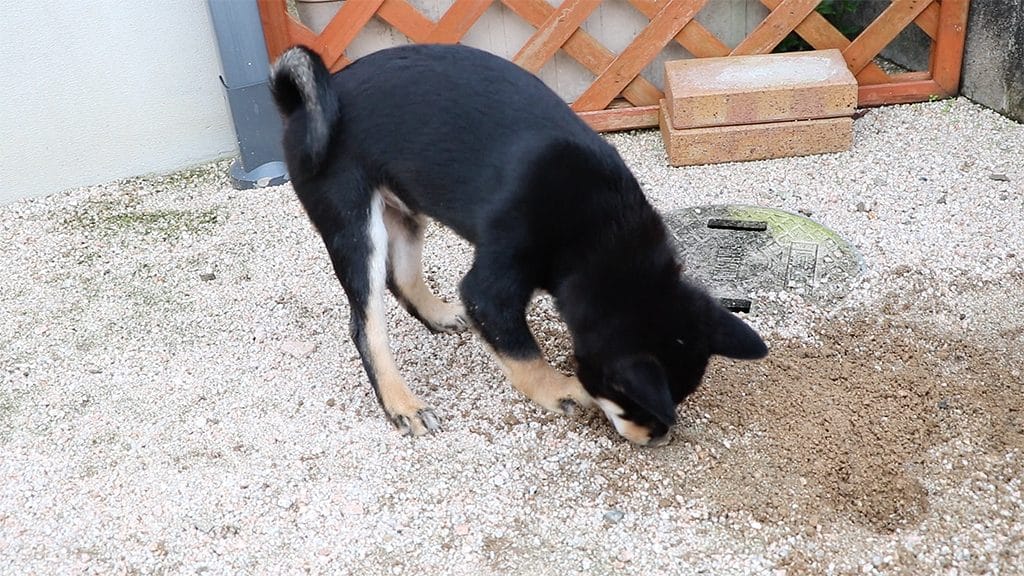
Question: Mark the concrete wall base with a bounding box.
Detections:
[961,0,1024,122]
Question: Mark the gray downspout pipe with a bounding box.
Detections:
[207,0,289,189]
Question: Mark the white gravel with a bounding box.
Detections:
[1,97,1022,575]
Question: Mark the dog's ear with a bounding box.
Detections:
[711,307,769,360]
[606,356,676,426]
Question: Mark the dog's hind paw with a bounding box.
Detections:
[392,408,441,436]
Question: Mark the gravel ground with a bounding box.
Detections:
[1,97,1022,575]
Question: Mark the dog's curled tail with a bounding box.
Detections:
[270,45,339,167]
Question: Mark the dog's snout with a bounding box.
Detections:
[596,398,671,446]
[645,432,671,447]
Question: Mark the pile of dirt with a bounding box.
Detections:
[688,313,1023,533]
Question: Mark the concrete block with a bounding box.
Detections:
[962,0,1024,122]
[663,49,857,129]
[659,101,852,166]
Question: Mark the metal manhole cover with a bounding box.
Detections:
[663,204,863,313]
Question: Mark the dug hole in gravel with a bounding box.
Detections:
[1,98,1022,575]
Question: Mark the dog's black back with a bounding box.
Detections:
[303,46,623,242]
[271,44,767,444]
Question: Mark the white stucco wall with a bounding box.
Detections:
[0,0,238,204]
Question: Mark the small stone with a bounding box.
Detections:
[604,509,625,524]
[280,340,316,359]
[277,497,293,509]
[989,173,1010,182]
[199,272,216,281]
[856,201,868,212]
[454,524,470,536]
[617,549,633,562]
[326,398,336,407]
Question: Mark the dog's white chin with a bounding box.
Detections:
[595,399,668,446]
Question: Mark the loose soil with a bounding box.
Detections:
[699,313,1023,533]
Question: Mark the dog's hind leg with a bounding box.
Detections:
[308,181,439,435]
[383,203,468,334]
[460,251,592,415]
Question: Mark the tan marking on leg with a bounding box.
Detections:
[364,311,435,435]
[492,354,593,414]
[365,194,437,435]
[383,206,466,332]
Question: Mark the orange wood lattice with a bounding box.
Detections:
[258,0,971,132]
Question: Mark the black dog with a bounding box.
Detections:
[270,44,767,445]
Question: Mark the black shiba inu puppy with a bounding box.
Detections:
[270,44,767,445]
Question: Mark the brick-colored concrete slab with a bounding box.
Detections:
[664,49,857,130]
[659,101,852,166]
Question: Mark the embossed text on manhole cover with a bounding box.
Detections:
[663,205,863,313]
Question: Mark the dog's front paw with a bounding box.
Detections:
[390,407,441,436]
[423,301,469,334]
[501,357,593,417]
[536,376,593,416]
[558,398,583,416]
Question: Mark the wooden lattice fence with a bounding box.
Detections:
[258,0,970,132]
